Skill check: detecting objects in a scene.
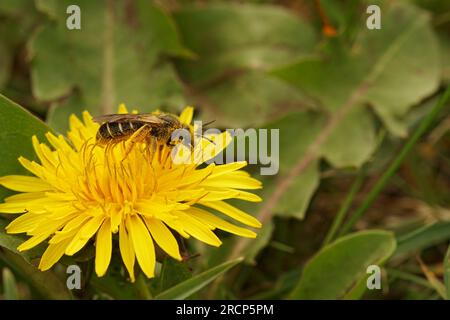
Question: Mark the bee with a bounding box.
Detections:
[93,113,192,152]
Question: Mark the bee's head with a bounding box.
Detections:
[168,122,192,147]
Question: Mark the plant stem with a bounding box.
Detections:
[134,273,153,300]
[322,167,366,247]
[339,85,450,236]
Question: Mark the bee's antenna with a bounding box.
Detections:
[202,119,216,127]
[195,134,216,145]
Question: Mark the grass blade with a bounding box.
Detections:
[339,85,450,235]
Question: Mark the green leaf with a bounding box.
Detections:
[0,248,72,299]
[0,0,34,14]
[258,111,323,219]
[395,222,450,256]
[222,110,322,222]
[31,0,186,132]
[0,42,12,90]
[273,2,440,137]
[174,3,317,127]
[225,110,322,221]
[2,267,19,300]
[438,33,450,81]
[175,3,316,84]
[290,230,396,299]
[155,258,243,300]
[321,107,377,168]
[195,72,316,129]
[46,91,84,134]
[0,219,45,262]
[0,1,40,91]
[243,220,274,264]
[0,94,51,201]
[319,0,364,41]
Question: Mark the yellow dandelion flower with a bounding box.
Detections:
[0,105,262,281]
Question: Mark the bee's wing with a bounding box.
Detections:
[135,114,167,124]
[92,114,136,123]
[92,113,166,124]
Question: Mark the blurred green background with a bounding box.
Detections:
[1,0,450,300]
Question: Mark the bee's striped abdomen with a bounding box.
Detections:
[97,121,146,143]
[98,123,113,139]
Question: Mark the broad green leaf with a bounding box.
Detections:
[174,3,317,127]
[273,2,440,137]
[0,1,40,89]
[0,0,39,39]
[2,267,19,300]
[290,230,396,299]
[244,220,274,264]
[438,33,450,81]
[46,91,84,134]
[175,3,316,84]
[342,274,371,300]
[225,110,322,220]
[155,258,243,300]
[0,0,34,14]
[274,164,319,219]
[0,94,51,201]
[414,0,450,16]
[258,112,323,219]
[212,110,322,225]
[0,219,45,262]
[194,72,316,129]
[0,42,12,90]
[395,222,450,256]
[31,0,187,133]
[321,107,377,168]
[0,97,49,270]
[417,0,450,82]
[0,248,72,299]
[319,0,364,41]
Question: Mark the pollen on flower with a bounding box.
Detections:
[0,105,262,281]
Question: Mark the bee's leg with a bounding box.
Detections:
[105,142,118,177]
[145,137,157,165]
[118,140,129,176]
[174,234,200,264]
[122,125,150,161]
[175,233,190,261]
